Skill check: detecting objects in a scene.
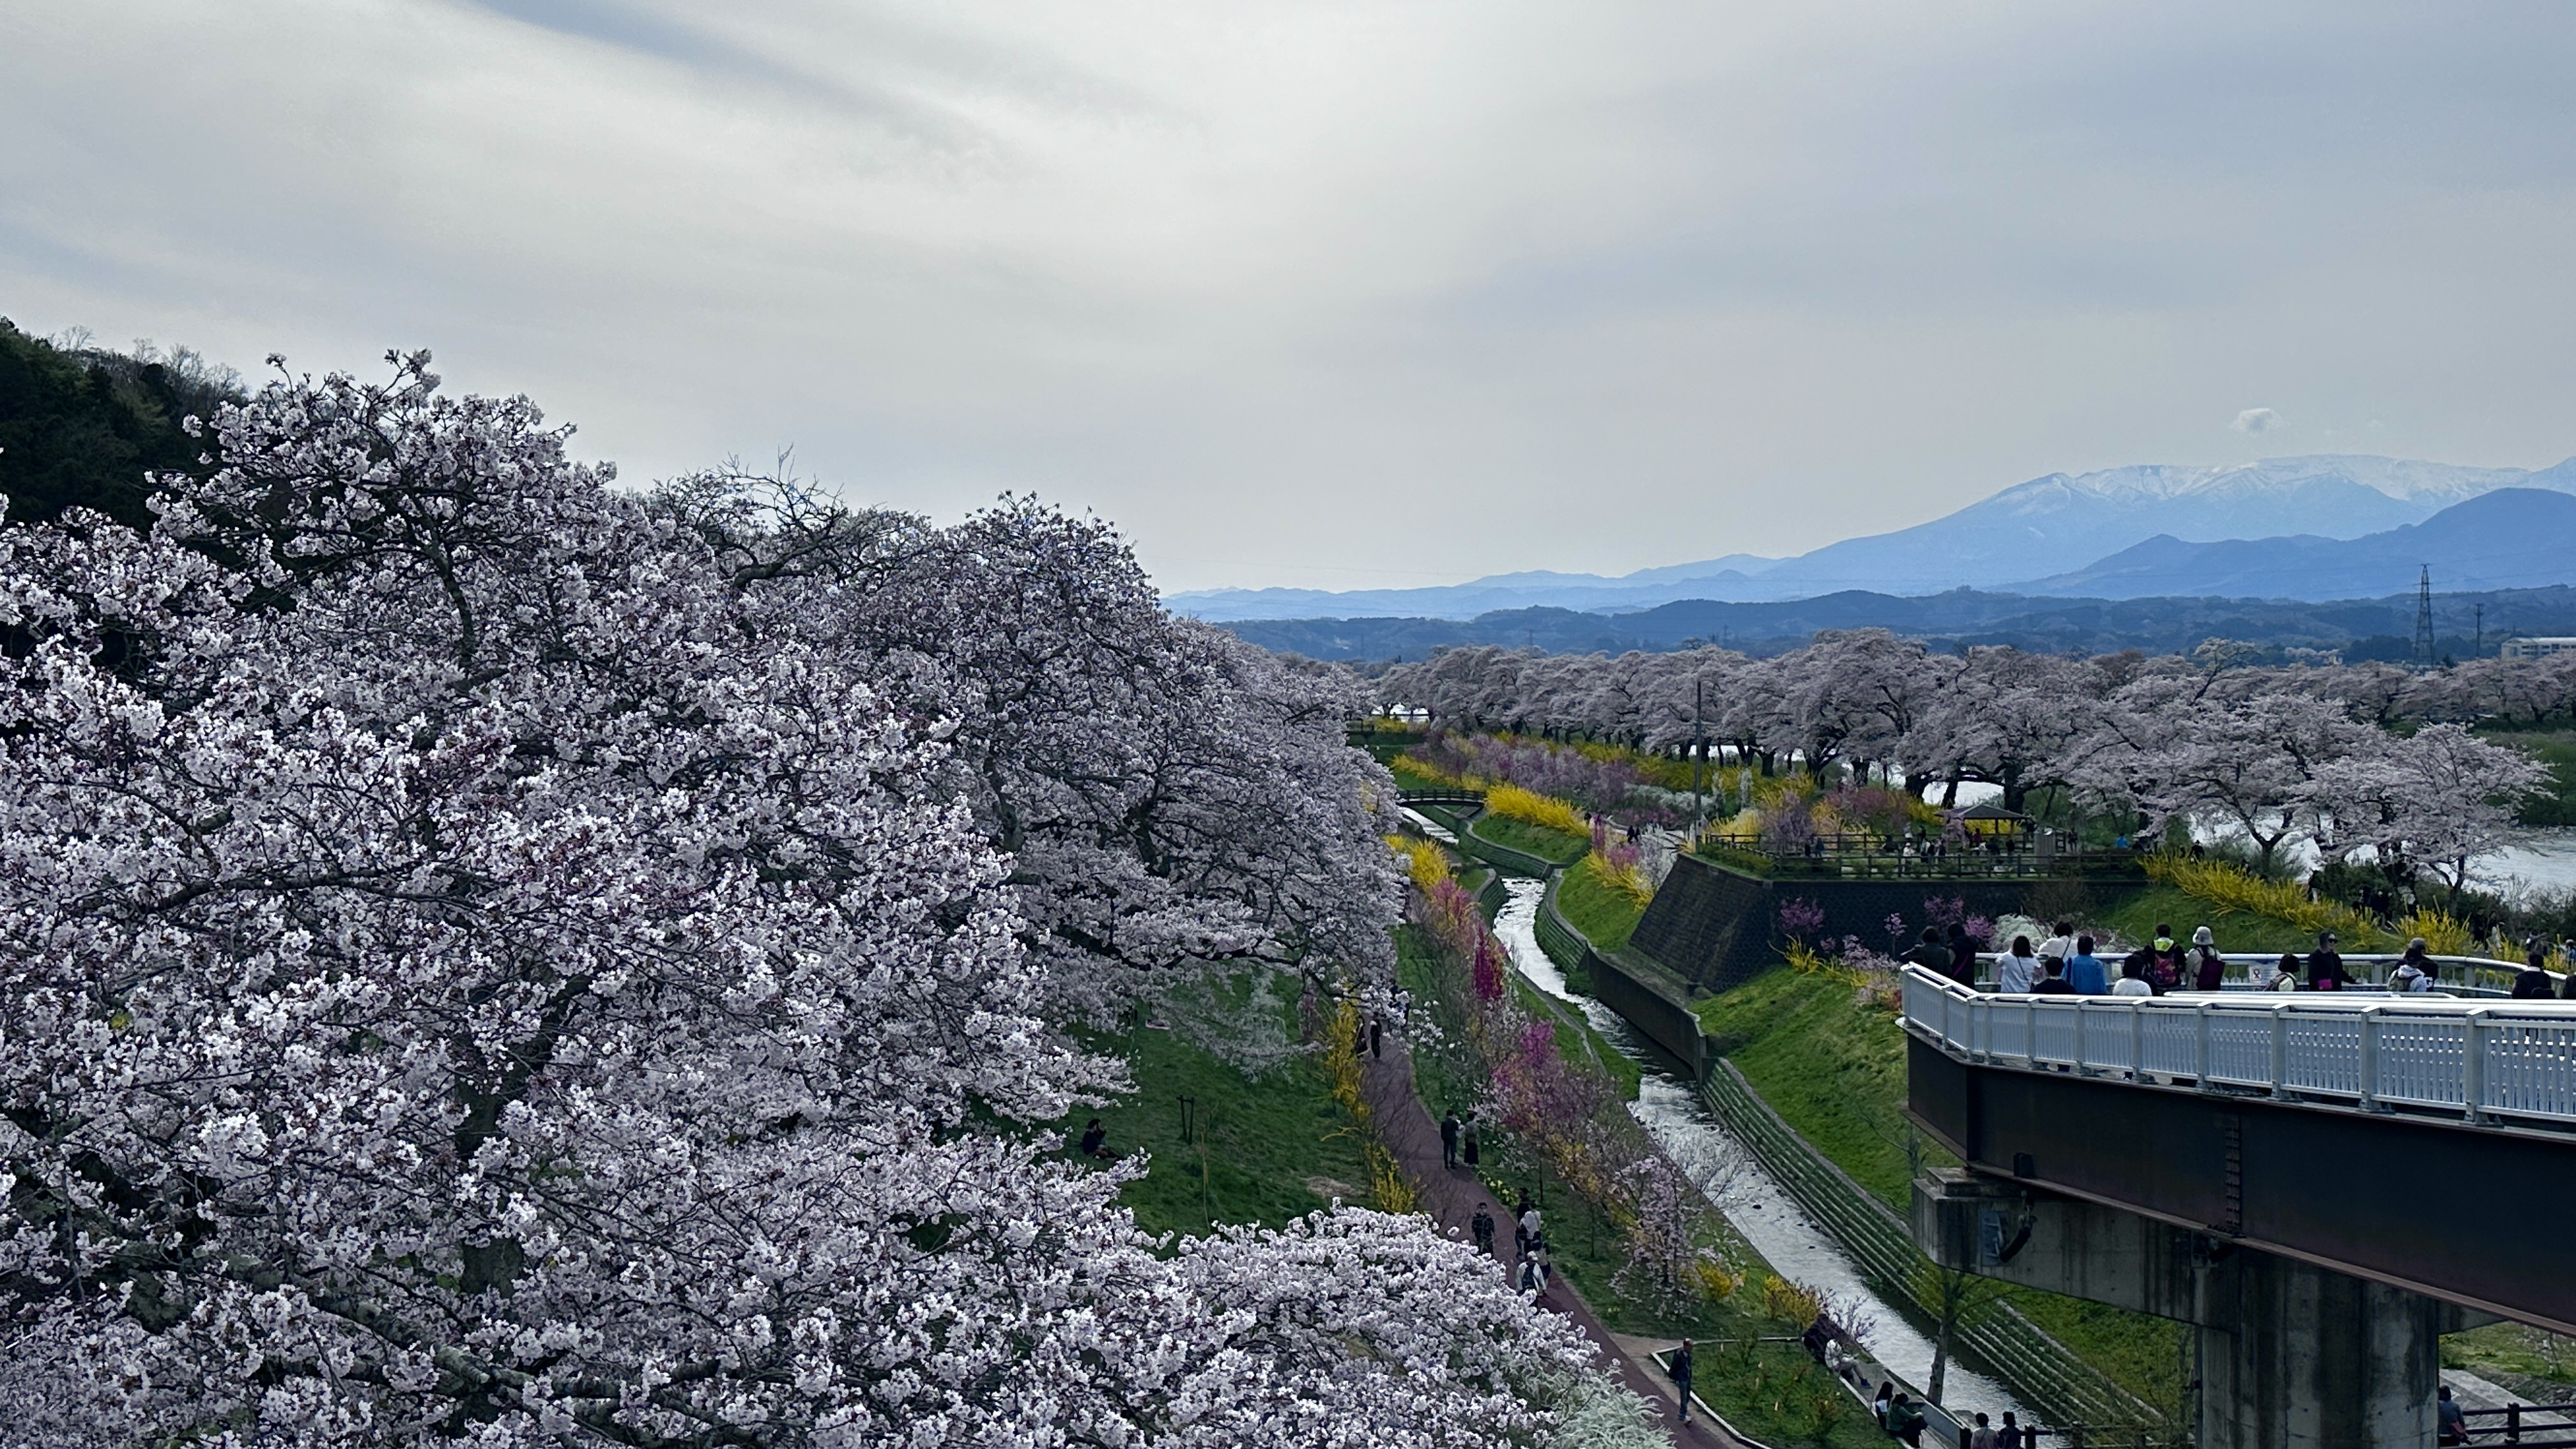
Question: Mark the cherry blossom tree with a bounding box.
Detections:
[0,356,1618,1447]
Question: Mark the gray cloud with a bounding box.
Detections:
[3,1,2573,592]
[2234,408,2282,434]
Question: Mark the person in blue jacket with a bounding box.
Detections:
[2066,935,2111,995]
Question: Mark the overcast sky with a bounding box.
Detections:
[6,3,2574,593]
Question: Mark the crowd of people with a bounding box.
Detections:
[1951,921,2576,999]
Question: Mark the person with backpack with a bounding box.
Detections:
[2147,923,2186,992]
[2388,938,2434,993]
[2189,925,2227,991]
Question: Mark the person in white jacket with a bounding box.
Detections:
[1997,935,2040,993]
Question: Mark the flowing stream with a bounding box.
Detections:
[1487,878,2027,1423]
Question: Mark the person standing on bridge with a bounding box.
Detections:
[2067,936,2110,995]
[1947,924,1981,986]
[2189,925,2227,991]
[2511,942,2554,998]
[2389,938,2435,992]
[2032,958,2076,995]
[2038,921,2076,972]
[2112,957,2155,997]
[2306,932,2351,991]
[2147,924,2186,992]
[1905,926,1956,980]
[1998,935,2039,993]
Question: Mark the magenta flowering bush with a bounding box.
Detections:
[1777,896,1827,941]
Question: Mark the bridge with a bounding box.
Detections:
[1901,963,2576,1448]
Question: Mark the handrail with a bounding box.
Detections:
[1901,964,2576,1131]
[1970,951,2558,999]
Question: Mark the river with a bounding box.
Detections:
[1486,877,2027,1424]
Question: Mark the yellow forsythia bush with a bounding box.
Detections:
[2143,854,2380,946]
[1760,1274,1823,1325]
[2391,908,2471,956]
[1691,1255,1743,1302]
[1485,782,1588,836]
[1386,835,1453,893]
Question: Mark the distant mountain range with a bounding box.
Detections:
[1223,585,2576,663]
[1169,454,2576,622]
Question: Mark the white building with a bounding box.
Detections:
[2500,636,2576,660]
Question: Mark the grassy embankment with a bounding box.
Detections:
[1049,985,1381,1238]
[1694,967,2191,1416]
[2481,726,2576,827]
[1396,926,1883,1448]
[1557,854,1650,953]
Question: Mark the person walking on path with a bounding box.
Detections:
[1669,1340,1694,1424]
[1997,935,2039,993]
[1439,1111,1460,1169]
[2189,925,2226,991]
[1470,1202,1496,1256]
[2307,931,2351,991]
[2067,936,2110,995]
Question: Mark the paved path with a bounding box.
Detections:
[1358,1029,1754,1448]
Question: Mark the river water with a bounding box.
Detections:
[1487,878,2026,1423]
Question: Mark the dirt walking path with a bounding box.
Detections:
[1358,1029,1753,1448]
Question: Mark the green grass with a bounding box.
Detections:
[2443,1320,2576,1398]
[1400,928,1880,1448]
[1692,968,1926,1207]
[2481,727,2576,827]
[1474,814,1591,866]
[1692,963,2188,1417]
[2096,882,2331,956]
[1049,990,1377,1238]
[1556,855,1649,953]
[1390,758,1454,793]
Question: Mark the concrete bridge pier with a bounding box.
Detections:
[1915,1170,2484,1449]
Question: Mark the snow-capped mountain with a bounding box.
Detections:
[1167,454,2576,620]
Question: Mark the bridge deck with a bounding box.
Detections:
[1901,965,2576,1334]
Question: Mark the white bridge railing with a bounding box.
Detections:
[1902,964,2576,1130]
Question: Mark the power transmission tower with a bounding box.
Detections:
[2474,603,2485,658]
[2414,565,2435,669]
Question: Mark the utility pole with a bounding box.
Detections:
[1690,678,1707,831]
[2414,565,2435,670]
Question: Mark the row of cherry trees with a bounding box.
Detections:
[1382,636,2552,885]
[0,357,1627,1445]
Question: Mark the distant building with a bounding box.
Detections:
[2500,637,2576,660]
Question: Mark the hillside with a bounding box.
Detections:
[0,319,240,528]
[2023,487,2576,600]
[1230,585,2576,661]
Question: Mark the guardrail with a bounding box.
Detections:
[1903,965,2576,1131]
[1970,951,2561,999]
